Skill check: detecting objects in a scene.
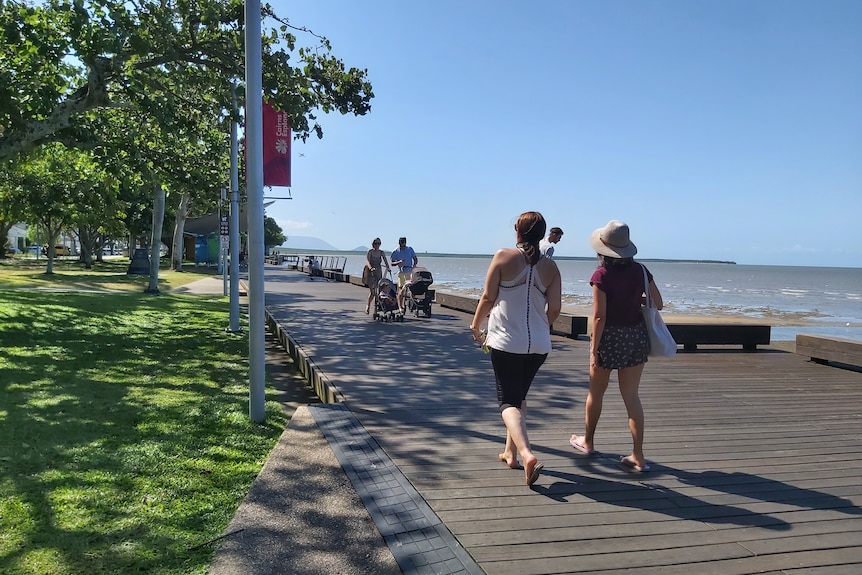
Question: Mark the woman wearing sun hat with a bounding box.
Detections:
[569,220,664,472]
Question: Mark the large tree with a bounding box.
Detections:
[81,103,231,290]
[0,0,373,161]
[2,0,373,290]
[7,143,99,273]
[263,215,285,252]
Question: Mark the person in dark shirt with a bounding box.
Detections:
[569,220,664,473]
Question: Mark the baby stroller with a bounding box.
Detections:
[402,267,435,318]
[374,275,404,323]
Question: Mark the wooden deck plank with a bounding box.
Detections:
[471,519,862,565]
[486,545,862,575]
[262,268,862,575]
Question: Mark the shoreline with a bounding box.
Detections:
[434,287,862,347]
[435,287,862,329]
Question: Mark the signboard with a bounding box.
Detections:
[262,100,292,187]
[219,214,229,237]
[127,248,150,275]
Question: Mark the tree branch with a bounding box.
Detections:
[0,58,114,161]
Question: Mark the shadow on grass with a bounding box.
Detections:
[0,289,284,574]
[0,258,218,292]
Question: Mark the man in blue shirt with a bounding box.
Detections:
[391,237,418,309]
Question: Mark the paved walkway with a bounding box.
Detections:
[185,269,862,575]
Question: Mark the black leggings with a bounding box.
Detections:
[490,349,547,411]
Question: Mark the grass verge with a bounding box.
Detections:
[0,257,214,291]
[0,286,288,574]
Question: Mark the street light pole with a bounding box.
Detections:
[227,83,242,333]
[245,0,266,423]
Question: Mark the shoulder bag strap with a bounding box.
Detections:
[640,264,652,309]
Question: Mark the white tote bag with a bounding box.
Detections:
[641,265,677,357]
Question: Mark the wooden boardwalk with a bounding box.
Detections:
[263,267,862,575]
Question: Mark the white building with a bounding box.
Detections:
[6,223,27,252]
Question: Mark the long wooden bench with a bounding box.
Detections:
[666,324,771,351]
[795,334,862,368]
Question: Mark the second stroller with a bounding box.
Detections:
[401,267,434,318]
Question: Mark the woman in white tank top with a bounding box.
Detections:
[470,212,562,487]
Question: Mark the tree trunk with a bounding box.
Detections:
[94,233,105,263]
[44,228,62,275]
[0,221,12,258]
[77,226,94,269]
[146,184,166,293]
[172,192,191,271]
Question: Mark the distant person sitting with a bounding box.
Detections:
[540,227,564,259]
[308,256,322,279]
[391,237,418,309]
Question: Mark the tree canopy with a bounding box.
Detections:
[263,215,285,249]
[0,0,374,161]
[1,0,373,278]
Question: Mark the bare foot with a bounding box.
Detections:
[498,452,520,469]
[523,455,543,486]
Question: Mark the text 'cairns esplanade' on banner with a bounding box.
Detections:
[261,100,291,187]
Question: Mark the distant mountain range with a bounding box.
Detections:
[278,236,371,252]
[278,236,340,251]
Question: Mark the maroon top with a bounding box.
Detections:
[590,262,654,327]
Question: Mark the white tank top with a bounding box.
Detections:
[485,260,551,354]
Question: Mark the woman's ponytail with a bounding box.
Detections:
[515,211,546,265]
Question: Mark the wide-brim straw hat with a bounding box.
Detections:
[589,220,637,258]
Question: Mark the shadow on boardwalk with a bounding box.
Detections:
[213,267,862,575]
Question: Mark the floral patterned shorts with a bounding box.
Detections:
[596,323,649,369]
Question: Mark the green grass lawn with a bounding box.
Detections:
[0,256,211,291]
[0,260,289,574]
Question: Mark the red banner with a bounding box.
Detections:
[262,100,291,187]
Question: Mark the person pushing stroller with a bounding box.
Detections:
[391,237,418,312]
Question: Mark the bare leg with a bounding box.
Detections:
[572,364,611,452]
[366,290,373,313]
[499,401,525,468]
[618,364,646,467]
[501,404,540,484]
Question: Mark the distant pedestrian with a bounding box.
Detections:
[569,220,664,472]
[539,227,564,258]
[470,211,562,487]
[363,238,390,314]
[391,237,418,309]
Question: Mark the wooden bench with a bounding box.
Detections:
[552,315,588,339]
[666,324,771,351]
[795,334,862,368]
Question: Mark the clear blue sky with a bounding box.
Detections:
[267,0,861,267]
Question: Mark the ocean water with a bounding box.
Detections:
[278,250,862,342]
